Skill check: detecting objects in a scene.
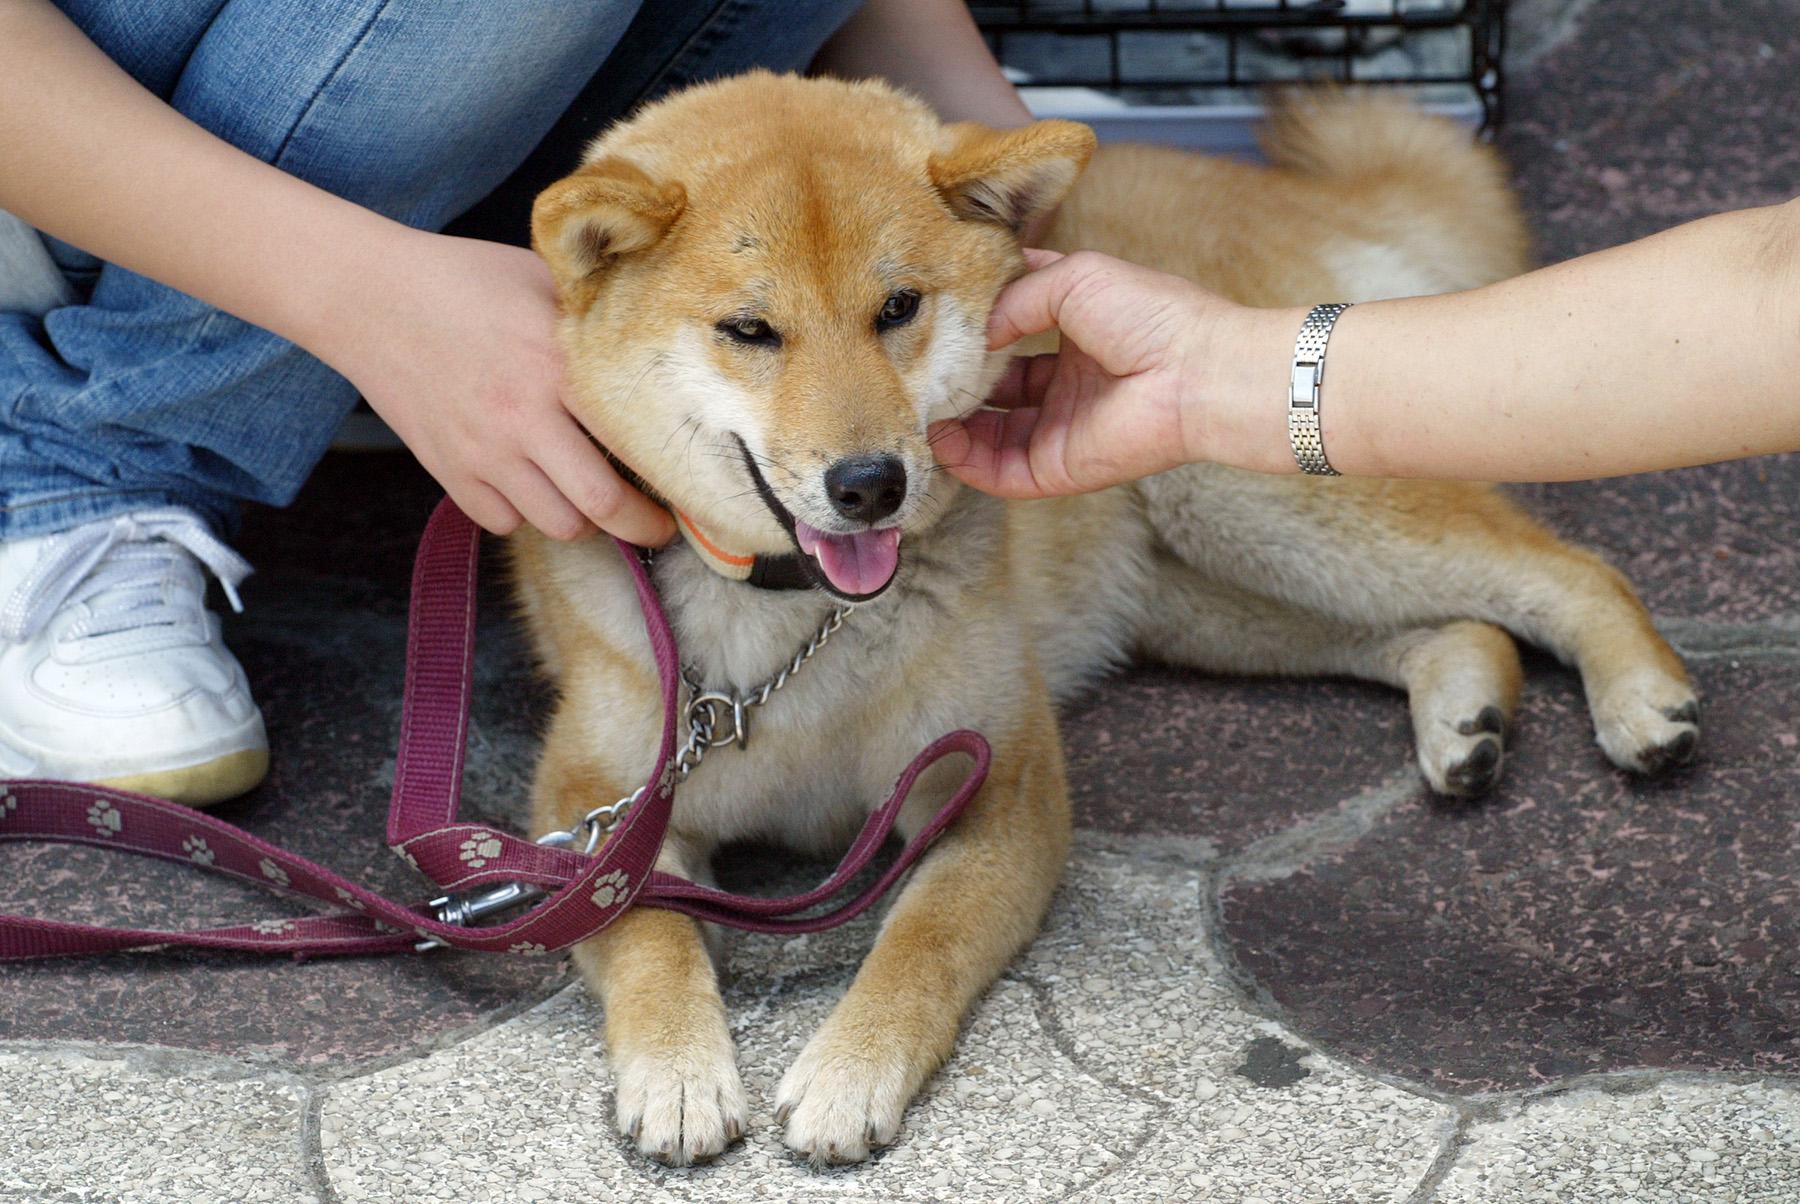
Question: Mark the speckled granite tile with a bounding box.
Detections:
[1218,657,1800,1093]
[0,1047,315,1203]
[1436,1079,1800,1202]
[1060,668,1412,847]
[1511,457,1800,625]
[320,849,1452,1204]
[1498,0,1800,265]
[0,456,567,1068]
[1451,0,1800,627]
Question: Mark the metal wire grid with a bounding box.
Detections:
[973,0,1508,132]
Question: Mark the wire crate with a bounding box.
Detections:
[971,0,1507,154]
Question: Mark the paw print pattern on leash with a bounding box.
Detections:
[86,799,121,837]
[183,835,215,866]
[458,831,504,869]
[590,869,631,910]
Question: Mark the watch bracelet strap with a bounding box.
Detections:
[1288,302,1353,476]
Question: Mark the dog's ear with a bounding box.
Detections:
[531,157,686,292]
[929,120,1096,233]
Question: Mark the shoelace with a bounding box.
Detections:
[0,509,251,644]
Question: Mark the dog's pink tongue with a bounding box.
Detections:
[794,521,901,595]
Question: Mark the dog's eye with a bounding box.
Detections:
[876,289,921,332]
[717,316,781,348]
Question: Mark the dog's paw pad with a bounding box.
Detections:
[1635,727,1699,776]
[1442,735,1503,796]
[1457,705,1507,737]
[1420,718,1507,798]
[1663,700,1701,726]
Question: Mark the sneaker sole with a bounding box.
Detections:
[93,748,270,809]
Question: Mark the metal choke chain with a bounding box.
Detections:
[539,599,854,857]
[422,573,854,944]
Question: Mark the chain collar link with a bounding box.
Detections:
[537,551,854,856]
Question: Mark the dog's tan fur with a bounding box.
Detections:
[513,73,1697,1166]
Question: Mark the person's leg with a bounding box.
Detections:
[0,0,866,801]
[452,0,869,245]
[0,0,653,541]
[0,1,657,800]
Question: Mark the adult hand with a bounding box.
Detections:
[319,230,675,544]
[930,250,1283,497]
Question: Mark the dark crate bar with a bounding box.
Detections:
[972,0,1508,134]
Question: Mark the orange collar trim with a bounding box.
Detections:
[670,509,814,591]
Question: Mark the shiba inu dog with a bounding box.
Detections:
[512,72,1698,1166]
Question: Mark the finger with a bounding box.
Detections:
[985,353,1060,410]
[454,479,524,537]
[533,411,677,546]
[1021,247,1065,271]
[500,460,595,542]
[935,406,1079,500]
[986,250,1112,350]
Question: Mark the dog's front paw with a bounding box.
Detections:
[612,1030,748,1166]
[1591,668,1700,776]
[774,1026,915,1165]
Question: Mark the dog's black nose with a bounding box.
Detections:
[823,456,907,524]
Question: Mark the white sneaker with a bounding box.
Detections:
[0,508,268,806]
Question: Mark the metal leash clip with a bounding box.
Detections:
[416,600,853,952]
[414,826,592,952]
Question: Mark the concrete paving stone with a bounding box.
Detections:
[0,1046,316,1203]
[1435,1079,1800,1202]
[320,849,1452,1203]
[1219,657,1800,1093]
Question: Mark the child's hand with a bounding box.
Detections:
[324,231,676,545]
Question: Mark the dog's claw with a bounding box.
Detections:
[1458,705,1506,736]
[1664,700,1701,725]
[1443,735,1502,796]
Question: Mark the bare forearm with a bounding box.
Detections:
[814,0,1033,128]
[0,0,407,360]
[1217,199,1800,480]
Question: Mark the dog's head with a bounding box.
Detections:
[532,72,1094,600]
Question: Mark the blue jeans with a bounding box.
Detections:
[0,0,862,539]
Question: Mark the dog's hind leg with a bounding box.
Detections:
[531,707,747,1167]
[773,692,1072,1165]
[1136,562,1523,795]
[1135,470,1699,778]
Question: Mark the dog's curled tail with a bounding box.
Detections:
[1261,89,1531,287]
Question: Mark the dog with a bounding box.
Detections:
[511,72,1698,1166]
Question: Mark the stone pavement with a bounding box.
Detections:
[3,2,1797,1200]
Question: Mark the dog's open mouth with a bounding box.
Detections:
[733,435,902,600]
[792,520,901,597]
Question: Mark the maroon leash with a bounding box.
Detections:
[0,499,989,960]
